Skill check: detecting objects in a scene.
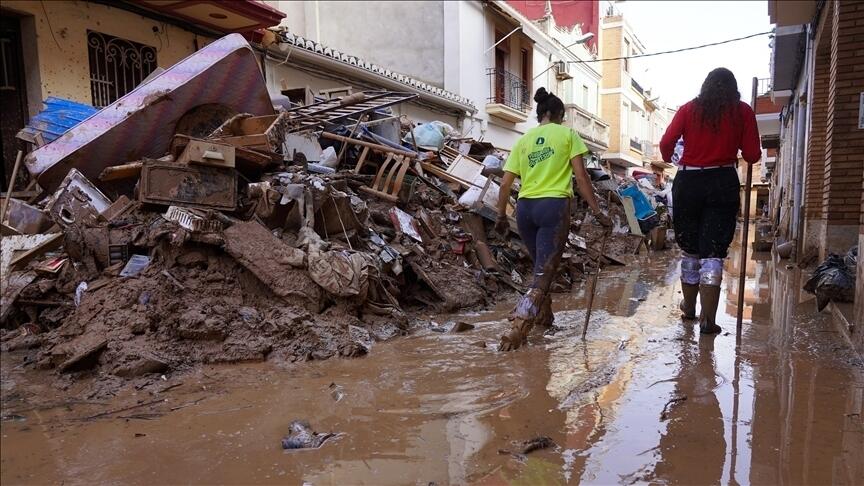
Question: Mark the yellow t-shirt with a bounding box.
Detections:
[503,124,588,199]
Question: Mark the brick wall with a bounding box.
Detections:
[822,0,864,229]
[805,4,831,219]
[600,23,622,90]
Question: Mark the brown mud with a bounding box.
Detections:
[2,228,863,485]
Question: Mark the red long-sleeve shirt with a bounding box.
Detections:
[660,100,761,166]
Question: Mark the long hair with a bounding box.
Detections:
[534,87,565,123]
[694,68,740,130]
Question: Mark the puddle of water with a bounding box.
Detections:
[2,226,862,485]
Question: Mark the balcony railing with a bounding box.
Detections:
[631,77,644,96]
[486,68,530,112]
[565,103,609,149]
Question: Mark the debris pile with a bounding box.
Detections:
[1,33,656,384]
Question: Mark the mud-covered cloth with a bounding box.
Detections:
[672,166,739,259]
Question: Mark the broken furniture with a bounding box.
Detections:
[176,139,236,168]
[210,112,291,154]
[24,33,274,191]
[321,132,417,203]
[138,160,237,211]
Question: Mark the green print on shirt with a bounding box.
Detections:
[527,146,554,168]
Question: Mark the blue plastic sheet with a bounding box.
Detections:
[19,97,98,145]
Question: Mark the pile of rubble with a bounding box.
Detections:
[0,34,652,385]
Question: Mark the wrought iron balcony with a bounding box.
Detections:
[486,68,530,113]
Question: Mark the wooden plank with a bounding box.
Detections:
[620,196,643,236]
[217,134,268,149]
[320,132,416,157]
[353,147,371,174]
[236,115,277,135]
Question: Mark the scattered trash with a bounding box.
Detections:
[498,436,557,461]
[74,282,88,307]
[281,420,340,450]
[1,31,654,394]
[119,255,151,278]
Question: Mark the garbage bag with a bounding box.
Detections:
[403,121,454,151]
[803,246,857,311]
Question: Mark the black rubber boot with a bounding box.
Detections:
[679,283,699,320]
[698,284,722,334]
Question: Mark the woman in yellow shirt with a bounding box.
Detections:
[496,87,610,351]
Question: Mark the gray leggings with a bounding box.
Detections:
[516,197,571,291]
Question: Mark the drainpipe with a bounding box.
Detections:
[792,89,807,259]
[795,25,815,258]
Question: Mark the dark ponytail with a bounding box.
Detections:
[534,87,565,123]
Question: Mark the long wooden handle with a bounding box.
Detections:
[736,163,754,331]
[0,150,24,224]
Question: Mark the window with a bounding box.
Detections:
[582,85,590,109]
[520,48,531,94]
[87,30,157,107]
[487,30,531,112]
[623,38,631,73]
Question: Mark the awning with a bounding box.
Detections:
[768,0,817,27]
[770,25,806,92]
[131,0,285,33]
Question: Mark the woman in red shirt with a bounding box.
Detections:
[660,68,761,334]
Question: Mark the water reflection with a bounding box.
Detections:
[654,331,726,485]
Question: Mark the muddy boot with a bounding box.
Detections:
[698,284,722,334]
[679,283,699,320]
[536,295,554,329]
[498,317,534,351]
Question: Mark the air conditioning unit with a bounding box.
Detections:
[554,61,573,80]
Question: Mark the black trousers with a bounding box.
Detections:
[672,166,740,259]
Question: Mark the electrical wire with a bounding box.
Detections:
[40,1,63,51]
[534,30,774,80]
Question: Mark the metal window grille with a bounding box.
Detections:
[87,30,157,108]
[486,68,530,112]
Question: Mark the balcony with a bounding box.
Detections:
[486,68,530,123]
[565,103,609,151]
[631,77,644,96]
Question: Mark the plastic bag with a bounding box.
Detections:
[403,121,454,150]
[803,247,857,311]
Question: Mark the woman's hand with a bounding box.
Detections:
[594,210,612,228]
[495,215,510,235]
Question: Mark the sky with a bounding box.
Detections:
[608,0,773,109]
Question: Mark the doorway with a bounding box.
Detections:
[0,13,28,192]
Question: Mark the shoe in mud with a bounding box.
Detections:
[679,283,699,320]
[679,300,697,320]
[498,318,534,351]
[536,295,554,329]
[699,321,722,334]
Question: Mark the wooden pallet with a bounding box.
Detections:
[286,91,418,133]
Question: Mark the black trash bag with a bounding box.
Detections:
[803,246,857,311]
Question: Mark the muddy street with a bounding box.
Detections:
[2,234,862,485]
